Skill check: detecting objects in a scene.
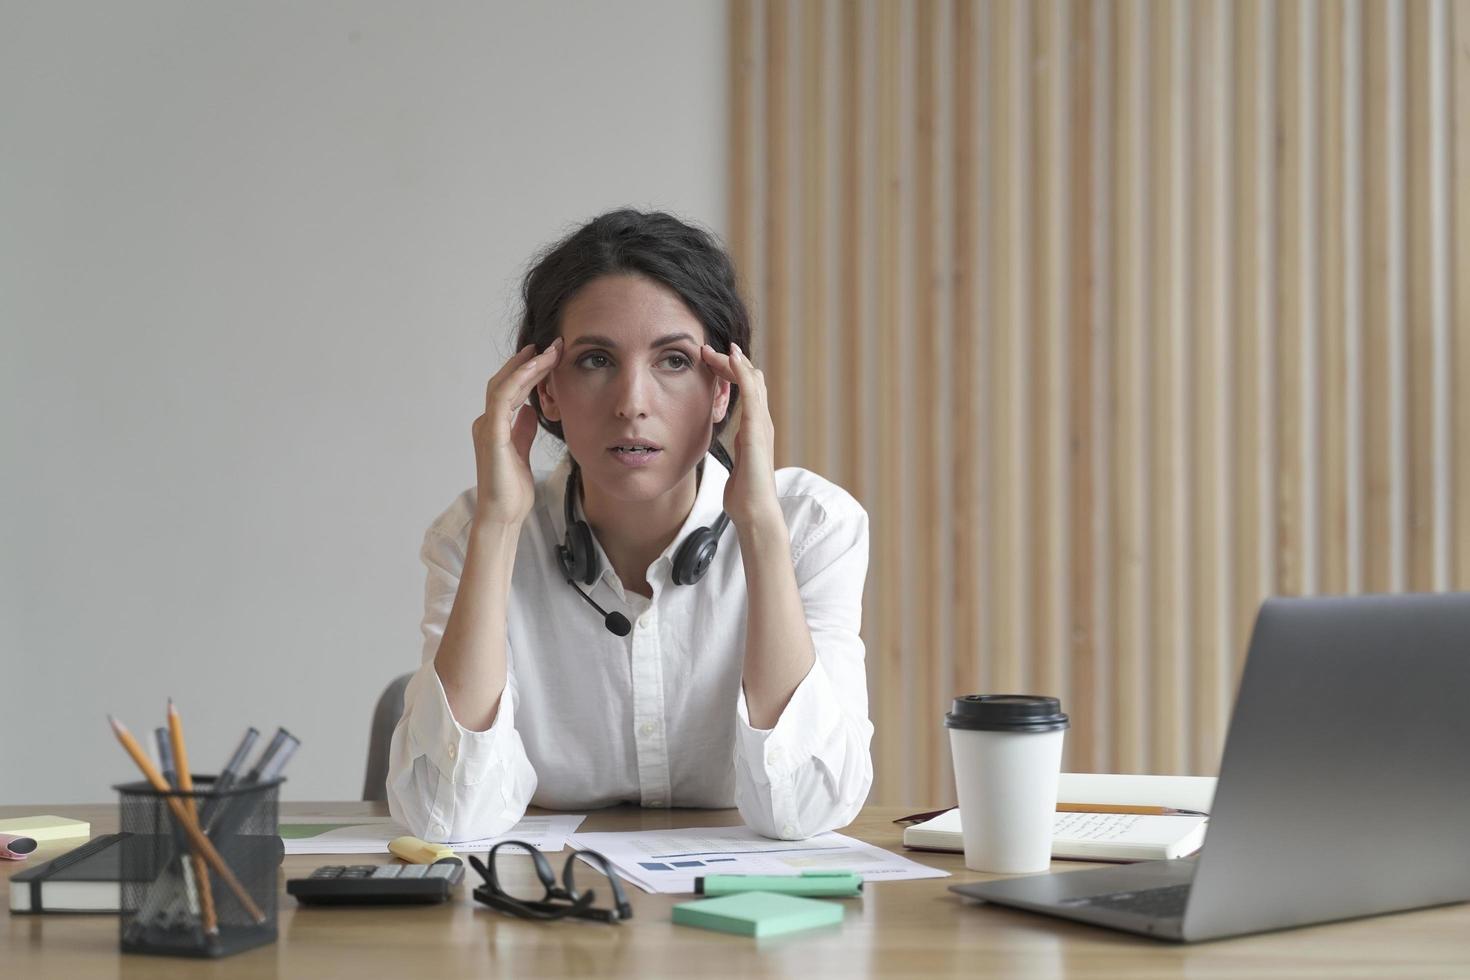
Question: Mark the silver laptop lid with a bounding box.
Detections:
[1183,593,1470,941]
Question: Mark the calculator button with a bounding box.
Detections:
[427,865,455,878]
[398,865,428,879]
[310,867,342,878]
[371,866,402,878]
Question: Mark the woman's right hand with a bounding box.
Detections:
[471,338,563,527]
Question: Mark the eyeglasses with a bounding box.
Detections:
[468,840,634,924]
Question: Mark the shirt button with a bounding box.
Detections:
[766,746,783,766]
[640,721,658,737]
[448,743,458,760]
[637,616,650,631]
[782,824,797,838]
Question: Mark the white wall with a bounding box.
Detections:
[0,1,727,803]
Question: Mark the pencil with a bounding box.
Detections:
[109,715,266,924]
[1056,803,1205,816]
[167,699,219,935]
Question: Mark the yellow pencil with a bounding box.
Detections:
[167,699,219,935]
[109,715,266,924]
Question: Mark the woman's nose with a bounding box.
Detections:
[613,366,651,419]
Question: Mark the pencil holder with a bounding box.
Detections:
[114,775,284,958]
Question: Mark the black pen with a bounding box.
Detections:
[243,728,291,785]
[155,727,176,787]
[258,729,299,782]
[200,727,259,828]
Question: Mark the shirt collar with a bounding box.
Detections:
[545,451,730,589]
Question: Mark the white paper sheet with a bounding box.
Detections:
[280,814,586,854]
[566,825,951,894]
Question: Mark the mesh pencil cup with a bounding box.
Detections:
[114,775,284,958]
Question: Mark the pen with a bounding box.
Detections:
[694,871,864,897]
[215,727,260,794]
[1055,803,1208,817]
[155,727,176,787]
[200,727,259,828]
[243,727,291,785]
[258,728,299,782]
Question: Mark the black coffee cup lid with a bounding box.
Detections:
[944,695,1069,733]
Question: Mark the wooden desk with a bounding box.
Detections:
[3,801,1467,978]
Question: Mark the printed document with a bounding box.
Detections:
[567,825,950,894]
[280,813,586,854]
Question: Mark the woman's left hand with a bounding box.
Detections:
[700,342,783,529]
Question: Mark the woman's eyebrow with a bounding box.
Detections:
[567,332,699,350]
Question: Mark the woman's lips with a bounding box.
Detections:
[607,447,663,468]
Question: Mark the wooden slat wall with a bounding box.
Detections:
[728,0,1470,807]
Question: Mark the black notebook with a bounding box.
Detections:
[9,833,136,913]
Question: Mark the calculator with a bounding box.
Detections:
[287,861,465,906]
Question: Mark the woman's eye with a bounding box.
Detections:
[662,352,692,370]
[577,353,610,369]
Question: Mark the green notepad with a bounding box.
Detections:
[672,891,844,938]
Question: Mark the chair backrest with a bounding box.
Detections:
[362,672,413,801]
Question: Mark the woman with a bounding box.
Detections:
[386,209,873,842]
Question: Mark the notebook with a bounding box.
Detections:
[9,833,135,913]
[903,808,1208,862]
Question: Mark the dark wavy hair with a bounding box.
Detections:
[515,208,752,443]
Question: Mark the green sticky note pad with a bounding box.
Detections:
[672,891,844,938]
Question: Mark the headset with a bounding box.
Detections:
[556,441,735,636]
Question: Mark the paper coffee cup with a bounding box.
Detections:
[945,695,1069,874]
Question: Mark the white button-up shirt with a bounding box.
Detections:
[386,451,874,842]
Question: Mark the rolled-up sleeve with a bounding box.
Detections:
[733,501,874,840]
[385,526,538,843]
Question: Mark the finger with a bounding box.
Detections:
[494,338,563,410]
[510,402,538,462]
[486,344,538,413]
[504,337,563,406]
[729,343,768,401]
[700,344,739,382]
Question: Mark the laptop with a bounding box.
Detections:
[950,592,1470,942]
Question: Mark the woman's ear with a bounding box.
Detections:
[711,377,731,424]
[537,375,562,422]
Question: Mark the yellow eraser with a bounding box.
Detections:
[388,835,457,864]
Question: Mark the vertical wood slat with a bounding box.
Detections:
[1110,0,1148,775]
[1277,0,1305,602]
[1430,0,1452,591]
[950,0,980,714]
[730,0,755,307]
[1407,0,1435,593]
[875,0,904,803]
[1146,2,1189,775]
[1034,0,1070,766]
[732,0,1464,804]
[763,0,790,465]
[1066,0,1098,773]
[1190,0,1231,774]
[915,0,943,804]
[1456,1,1470,590]
[1365,3,1393,594]
[800,0,829,478]
[1345,0,1366,595]
[1230,0,1273,691]
[990,0,1032,700]
[1322,0,1348,597]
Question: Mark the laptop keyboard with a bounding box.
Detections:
[1071,884,1191,918]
